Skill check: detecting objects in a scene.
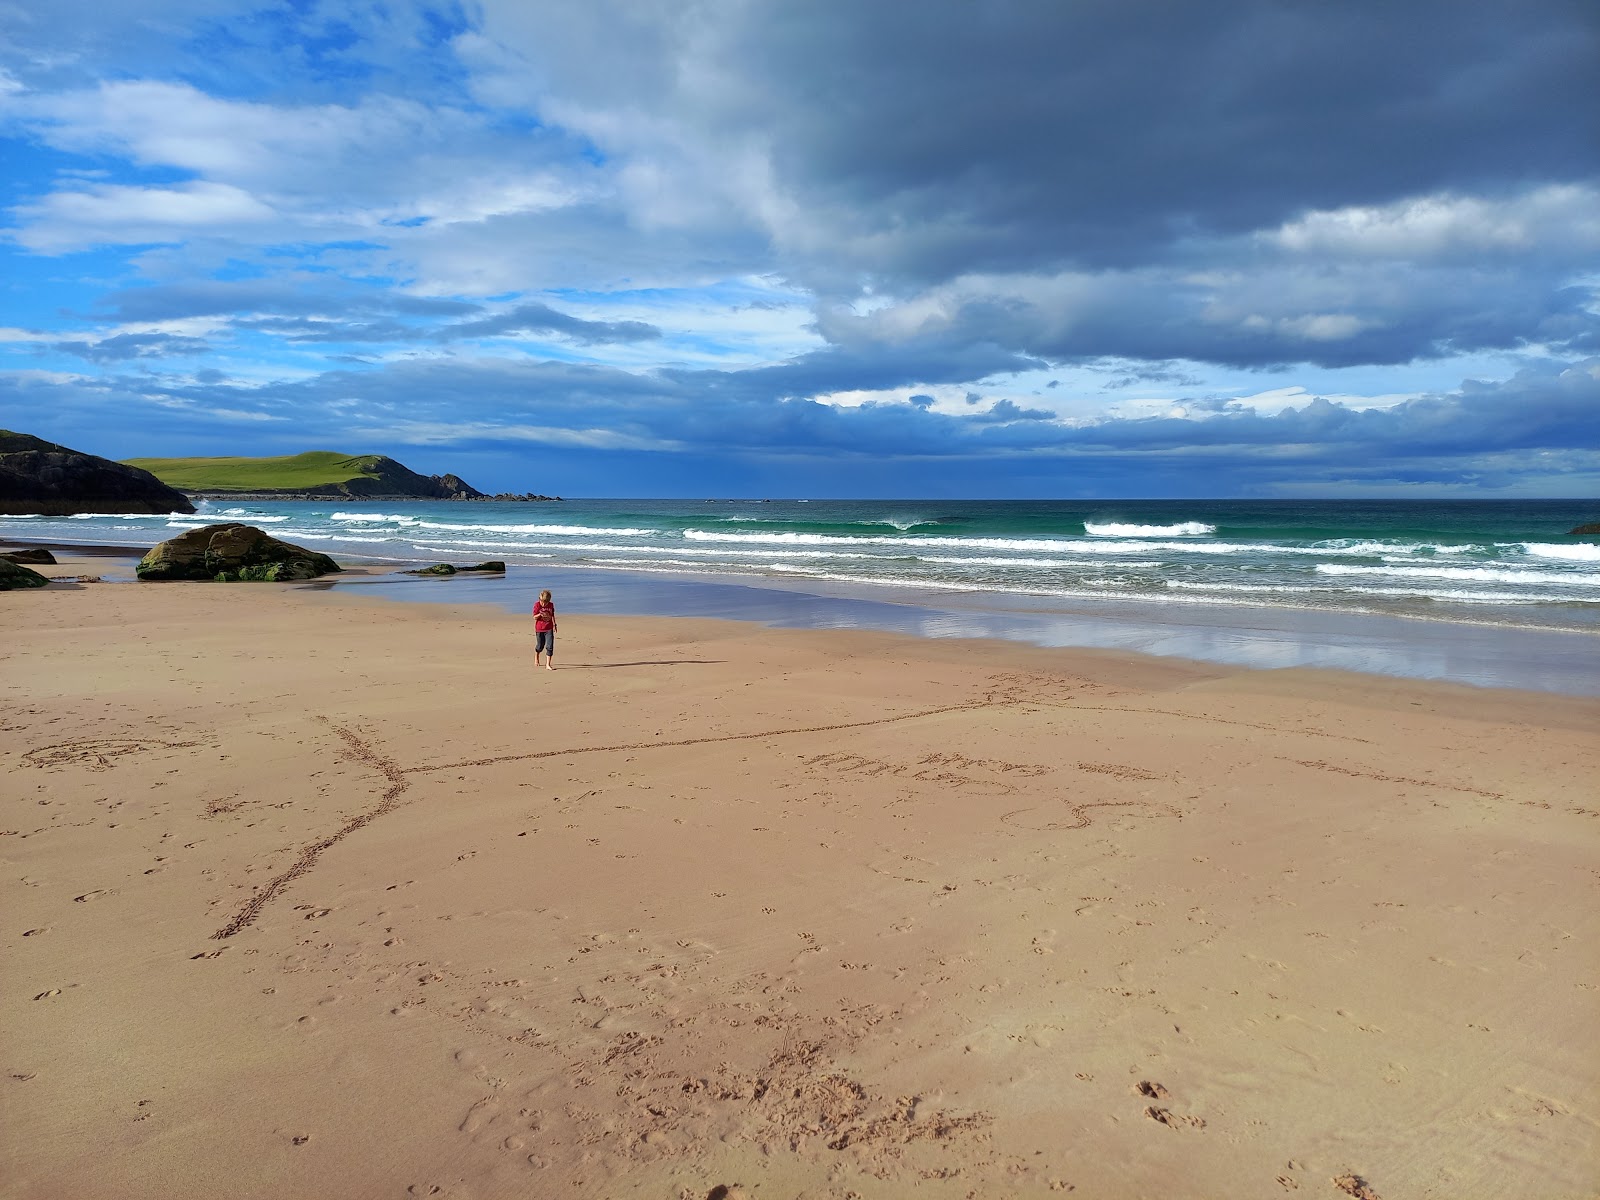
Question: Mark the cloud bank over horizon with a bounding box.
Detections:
[1,0,1596,496]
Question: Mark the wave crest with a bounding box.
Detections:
[1084,521,1214,537]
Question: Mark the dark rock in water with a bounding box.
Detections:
[0,557,49,589]
[2,548,56,564]
[402,560,506,576]
[0,430,196,516]
[137,523,340,582]
[1568,522,1600,536]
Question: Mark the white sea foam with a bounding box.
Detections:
[412,538,880,560]
[215,509,291,522]
[414,521,653,537]
[717,515,934,531]
[1168,580,1563,604]
[1168,581,1325,594]
[281,532,399,544]
[913,555,1159,569]
[1317,563,1600,587]
[757,566,1158,598]
[1341,586,1573,604]
[1084,521,1215,537]
[1519,541,1600,562]
[681,528,1247,555]
[72,512,194,521]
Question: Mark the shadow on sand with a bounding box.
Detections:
[559,659,726,669]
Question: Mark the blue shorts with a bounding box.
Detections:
[535,630,555,654]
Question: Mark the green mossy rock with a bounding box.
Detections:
[1569,522,1600,536]
[466,561,506,573]
[0,558,49,589]
[405,563,458,575]
[2,548,56,564]
[137,522,340,582]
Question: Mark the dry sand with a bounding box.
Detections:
[4,554,1598,1199]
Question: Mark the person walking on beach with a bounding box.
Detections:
[533,589,558,671]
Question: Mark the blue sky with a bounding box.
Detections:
[1,0,1597,498]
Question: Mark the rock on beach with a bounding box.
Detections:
[137,522,341,582]
[0,557,49,589]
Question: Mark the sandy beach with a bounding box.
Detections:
[4,554,1598,1199]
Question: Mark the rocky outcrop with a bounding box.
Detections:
[0,431,196,516]
[0,558,49,589]
[1569,522,1600,536]
[137,523,341,582]
[2,548,56,564]
[432,473,482,500]
[402,561,506,576]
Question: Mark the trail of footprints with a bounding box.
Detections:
[403,929,1006,1187]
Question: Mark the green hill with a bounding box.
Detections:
[122,451,392,491]
[119,451,490,500]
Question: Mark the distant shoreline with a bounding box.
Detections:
[182,492,563,502]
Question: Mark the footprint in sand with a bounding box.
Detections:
[73,890,113,903]
[33,988,62,1000]
[459,1096,500,1134]
[1332,1174,1382,1200]
[1144,1105,1205,1129]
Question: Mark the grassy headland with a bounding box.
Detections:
[122,451,390,492]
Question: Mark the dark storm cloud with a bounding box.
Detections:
[662,0,1599,281]
[443,302,661,344]
[814,261,1600,369]
[691,341,1045,402]
[462,0,1599,377]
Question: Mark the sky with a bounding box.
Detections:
[1,0,1597,498]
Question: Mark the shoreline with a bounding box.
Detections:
[9,535,1600,696]
[4,552,1596,1198]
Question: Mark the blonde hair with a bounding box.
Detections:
[538,590,553,602]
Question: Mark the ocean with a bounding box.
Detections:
[8,497,1599,692]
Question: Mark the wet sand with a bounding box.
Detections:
[3,554,1598,1199]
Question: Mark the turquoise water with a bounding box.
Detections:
[9,497,1598,633]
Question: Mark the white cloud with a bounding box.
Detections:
[10,180,278,250]
[1269,186,1600,262]
[3,79,599,258]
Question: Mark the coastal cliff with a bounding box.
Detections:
[0,430,196,516]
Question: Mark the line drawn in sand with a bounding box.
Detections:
[210,719,409,939]
[22,738,207,772]
[1002,798,1183,832]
